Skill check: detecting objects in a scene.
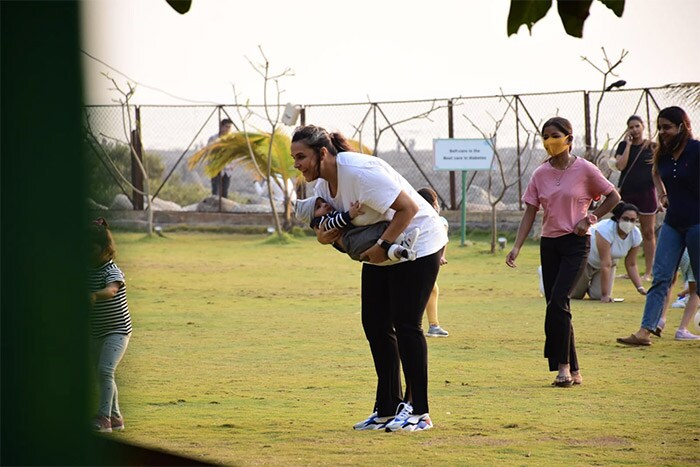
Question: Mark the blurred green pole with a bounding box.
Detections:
[460,170,467,246]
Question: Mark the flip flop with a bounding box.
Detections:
[616,334,652,346]
[552,375,573,387]
[571,373,583,385]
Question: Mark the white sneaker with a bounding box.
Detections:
[388,244,417,261]
[385,402,433,432]
[353,412,393,430]
[384,402,413,432]
[674,329,700,340]
[427,324,449,337]
[400,228,420,251]
[397,413,433,431]
[672,295,688,309]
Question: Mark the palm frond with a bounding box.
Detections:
[662,82,700,111]
[348,139,373,155]
[189,131,298,181]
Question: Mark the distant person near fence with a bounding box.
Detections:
[209,118,234,198]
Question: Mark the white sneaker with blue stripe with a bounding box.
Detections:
[384,402,433,432]
[353,412,394,430]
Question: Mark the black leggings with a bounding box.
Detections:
[361,250,441,416]
[540,234,590,372]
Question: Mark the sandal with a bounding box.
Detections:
[616,334,652,346]
[552,374,573,387]
[571,372,583,385]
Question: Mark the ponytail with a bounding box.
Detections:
[292,125,352,156]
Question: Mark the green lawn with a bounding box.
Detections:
[105,232,699,466]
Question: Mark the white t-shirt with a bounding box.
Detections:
[314,152,448,263]
[588,218,642,269]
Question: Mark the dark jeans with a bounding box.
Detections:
[211,172,231,198]
[540,234,590,372]
[361,250,441,416]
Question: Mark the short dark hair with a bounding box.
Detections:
[611,202,639,222]
[417,187,438,207]
[220,118,233,125]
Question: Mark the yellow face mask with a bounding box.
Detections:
[543,135,570,156]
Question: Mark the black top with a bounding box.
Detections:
[616,141,654,193]
[658,139,700,228]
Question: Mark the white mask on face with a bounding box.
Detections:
[618,220,635,234]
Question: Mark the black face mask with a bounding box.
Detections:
[668,129,686,154]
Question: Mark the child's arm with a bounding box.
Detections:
[319,210,352,231]
[91,281,122,304]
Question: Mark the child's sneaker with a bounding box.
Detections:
[92,415,112,433]
[427,324,449,337]
[353,412,394,430]
[110,415,125,431]
[400,228,420,251]
[388,244,417,261]
[674,329,700,340]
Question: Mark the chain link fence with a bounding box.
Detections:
[83,85,698,213]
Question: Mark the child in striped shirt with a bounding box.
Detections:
[88,218,132,433]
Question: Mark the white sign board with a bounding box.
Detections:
[433,138,494,171]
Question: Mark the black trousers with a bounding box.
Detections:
[211,172,231,198]
[540,234,590,372]
[361,250,441,416]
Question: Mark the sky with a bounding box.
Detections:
[81,0,700,107]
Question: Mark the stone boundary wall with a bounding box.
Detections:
[92,209,544,235]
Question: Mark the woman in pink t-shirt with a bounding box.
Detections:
[506,117,620,387]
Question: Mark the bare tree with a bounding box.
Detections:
[237,47,295,235]
[581,47,629,165]
[83,75,154,236]
[464,97,537,253]
[190,47,296,236]
[349,100,452,206]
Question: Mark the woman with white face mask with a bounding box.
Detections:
[571,203,646,302]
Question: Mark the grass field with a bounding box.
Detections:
[104,232,699,466]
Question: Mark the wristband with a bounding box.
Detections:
[376,239,391,251]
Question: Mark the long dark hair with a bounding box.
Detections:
[653,106,693,170]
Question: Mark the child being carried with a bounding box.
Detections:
[295,196,420,262]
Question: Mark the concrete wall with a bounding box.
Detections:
[92,208,542,234]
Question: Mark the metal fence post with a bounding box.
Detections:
[583,91,592,157]
[645,89,652,140]
[448,99,456,209]
[515,96,523,210]
[300,106,306,126]
[130,105,144,210]
[372,103,377,147]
